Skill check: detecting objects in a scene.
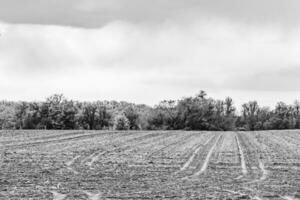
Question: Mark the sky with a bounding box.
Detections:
[1,0,300,108]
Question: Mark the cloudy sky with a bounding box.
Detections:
[1,0,300,108]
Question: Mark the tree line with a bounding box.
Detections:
[1,91,300,131]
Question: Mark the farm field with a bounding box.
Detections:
[1,130,300,200]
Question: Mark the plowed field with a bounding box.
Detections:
[1,130,300,199]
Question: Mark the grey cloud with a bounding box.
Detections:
[142,75,218,89]
[225,66,300,91]
[1,8,300,106]
[0,0,300,28]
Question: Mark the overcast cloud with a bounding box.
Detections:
[0,0,300,107]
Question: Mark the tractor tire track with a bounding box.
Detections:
[178,134,215,172]
[85,152,106,168]
[50,191,67,200]
[1,131,153,150]
[258,160,268,181]
[235,132,263,181]
[195,134,222,175]
[146,133,196,158]
[83,191,102,200]
[1,131,114,149]
[79,131,173,167]
[65,155,81,174]
[0,131,86,145]
[235,134,247,178]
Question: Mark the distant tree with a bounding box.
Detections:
[3,92,300,131]
[224,97,235,116]
[60,100,77,129]
[113,114,129,130]
[157,100,179,129]
[82,102,97,130]
[268,102,291,130]
[0,101,16,129]
[294,100,300,129]
[95,102,112,129]
[222,97,236,130]
[47,94,65,129]
[14,102,28,129]
[241,101,260,130]
[196,90,207,99]
[123,106,139,130]
[212,98,236,131]
[177,93,217,130]
[23,102,41,129]
[135,105,152,130]
[147,109,166,130]
[257,107,271,130]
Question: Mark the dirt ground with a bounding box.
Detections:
[1,130,300,200]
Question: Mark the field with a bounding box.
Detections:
[1,130,300,200]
